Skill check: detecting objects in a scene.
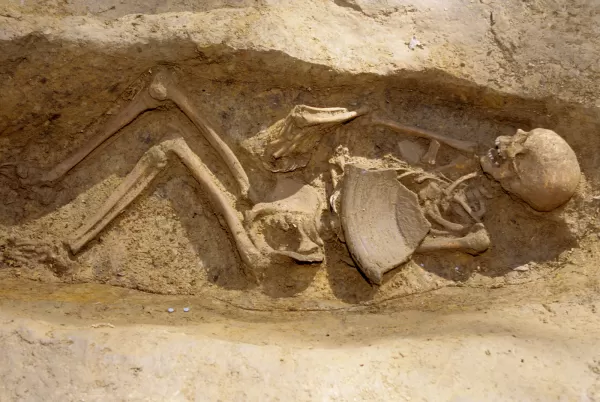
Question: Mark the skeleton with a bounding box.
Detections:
[3,67,581,286]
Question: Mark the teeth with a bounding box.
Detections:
[495,138,500,146]
[487,148,501,167]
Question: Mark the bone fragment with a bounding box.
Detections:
[421,139,441,165]
[372,118,477,153]
[290,105,369,127]
[450,202,473,223]
[270,105,368,160]
[245,179,325,263]
[425,204,469,234]
[453,193,482,223]
[444,172,478,196]
[468,189,487,220]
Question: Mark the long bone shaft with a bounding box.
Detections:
[38,89,161,184]
[417,223,490,255]
[67,134,263,269]
[67,145,166,254]
[373,118,477,153]
[148,71,251,200]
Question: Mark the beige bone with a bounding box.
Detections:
[66,130,265,270]
[417,223,490,255]
[148,71,251,199]
[373,117,477,154]
[26,69,252,201]
[28,88,161,185]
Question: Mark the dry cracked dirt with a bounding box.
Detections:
[1,0,600,400]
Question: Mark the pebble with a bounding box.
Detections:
[408,36,421,50]
[167,308,174,313]
[183,307,190,312]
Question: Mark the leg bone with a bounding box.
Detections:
[67,145,169,254]
[67,133,264,270]
[29,87,161,185]
[148,71,252,200]
[417,223,490,255]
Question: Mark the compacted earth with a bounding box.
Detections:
[1,0,600,400]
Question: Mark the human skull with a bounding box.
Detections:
[480,128,580,211]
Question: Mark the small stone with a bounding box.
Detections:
[408,36,421,50]
[167,308,174,313]
[513,265,530,272]
[183,307,190,312]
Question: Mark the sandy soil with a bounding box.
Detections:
[1,0,600,400]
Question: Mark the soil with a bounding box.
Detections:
[1,0,600,400]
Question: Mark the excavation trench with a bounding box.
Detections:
[1,36,600,335]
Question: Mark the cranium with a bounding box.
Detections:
[480,128,580,211]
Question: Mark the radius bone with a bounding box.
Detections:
[373,117,477,154]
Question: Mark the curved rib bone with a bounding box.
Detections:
[373,117,477,154]
[425,204,470,234]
